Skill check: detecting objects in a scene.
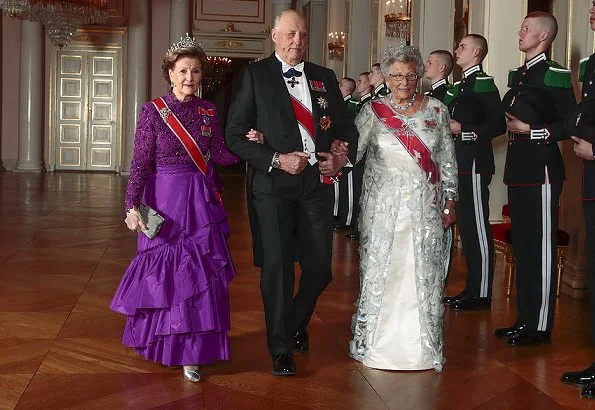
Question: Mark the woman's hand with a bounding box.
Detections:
[125,207,147,233]
[441,200,456,230]
[245,128,264,144]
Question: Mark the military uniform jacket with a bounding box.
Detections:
[426,78,450,103]
[579,54,595,199]
[504,53,576,185]
[344,94,360,119]
[445,64,506,174]
[373,83,391,99]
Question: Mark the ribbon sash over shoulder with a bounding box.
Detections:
[370,100,438,184]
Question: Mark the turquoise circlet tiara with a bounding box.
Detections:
[166,33,204,57]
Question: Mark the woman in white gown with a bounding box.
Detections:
[349,46,458,372]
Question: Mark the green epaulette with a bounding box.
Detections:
[474,73,498,93]
[443,81,460,106]
[579,56,590,83]
[544,60,572,88]
[346,98,359,113]
[376,87,391,98]
[507,69,517,88]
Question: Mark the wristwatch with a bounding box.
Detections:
[443,208,450,215]
[271,152,281,169]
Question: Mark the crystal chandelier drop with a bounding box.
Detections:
[0,0,108,48]
[0,0,30,18]
[384,0,412,44]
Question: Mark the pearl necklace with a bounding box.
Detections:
[390,91,417,111]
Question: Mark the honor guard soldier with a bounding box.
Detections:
[369,63,391,98]
[495,12,576,346]
[356,71,372,107]
[441,34,506,311]
[339,77,359,118]
[424,50,454,103]
[561,1,595,399]
[334,77,361,230]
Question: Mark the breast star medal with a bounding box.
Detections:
[317,96,328,110]
[320,115,331,131]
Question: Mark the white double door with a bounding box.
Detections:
[52,48,122,171]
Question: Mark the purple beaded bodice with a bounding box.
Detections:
[125,93,239,210]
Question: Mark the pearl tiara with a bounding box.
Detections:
[166,33,204,57]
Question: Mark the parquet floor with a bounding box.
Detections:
[1,171,595,409]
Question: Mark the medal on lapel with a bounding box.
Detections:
[198,106,215,137]
[317,97,328,110]
[320,116,332,131]
[309,80,326,92]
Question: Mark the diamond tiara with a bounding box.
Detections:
[166,33,204,57]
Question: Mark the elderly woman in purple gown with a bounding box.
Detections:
[110,35,240,382]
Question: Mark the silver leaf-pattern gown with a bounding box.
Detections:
[349,96,458,372]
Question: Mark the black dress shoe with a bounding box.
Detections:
[506,330,551,346]
[442,290,466,305]
[494,322,526,338]
[582,381,595,399]
[272,353,296,376]
[561,363,595,386]
[450,296,491,311]
[293,330,309,353]
[346,231,360,240]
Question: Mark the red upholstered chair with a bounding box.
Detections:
[491,222,569,297]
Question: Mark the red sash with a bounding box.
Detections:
[289,95,341,184]
[152,97,222,203]
[371,100,438,184]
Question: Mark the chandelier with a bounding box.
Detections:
[202,56,232,98]
[384,0,412,44]
[327,32,345,62]
[0,0,108,48]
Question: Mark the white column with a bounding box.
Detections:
[308,0,327,66]
[122,0,150,173]
[16,20,43,172]
[170,0,192,43]
[346,0,372,78]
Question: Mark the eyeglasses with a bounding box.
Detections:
[389,73,419,82]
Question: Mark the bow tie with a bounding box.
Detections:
[283,68,302,78]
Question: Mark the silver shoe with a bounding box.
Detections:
[183,366,201,382]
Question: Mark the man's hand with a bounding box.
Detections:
[279,152,310,175]
[330,140,349,156]
[317,152,348,176]
[571,136,594,160]
[441,200,456,230]
[449,119,462,134]
[505,113,530,134]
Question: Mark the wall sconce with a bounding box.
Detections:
[384,0,412,44]
[328,32,345,62]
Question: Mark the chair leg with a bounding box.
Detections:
[505,253,515,297]
[557,250,566,297]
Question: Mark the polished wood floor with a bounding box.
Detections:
[1,171,595,409]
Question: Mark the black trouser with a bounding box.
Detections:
[251,165,333,355]
[456,173,494,298]
[508,182,562,332]
[334,160,364,227]
[584,201,595,344]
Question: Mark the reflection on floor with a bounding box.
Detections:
[0,171,593,409]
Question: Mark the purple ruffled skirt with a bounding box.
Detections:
[111,163,235,366]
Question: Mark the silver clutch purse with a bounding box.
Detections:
[138,203,165,239]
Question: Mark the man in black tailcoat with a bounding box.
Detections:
[225,9,358,376]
